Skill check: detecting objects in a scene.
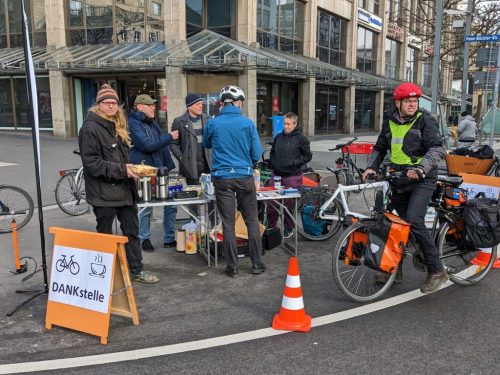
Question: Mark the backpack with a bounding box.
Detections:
[301,204,326,236]
[364,213,411,273]
[463,194,500,248]
[471,145,494,160]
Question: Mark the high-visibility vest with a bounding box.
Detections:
[389,112,423,165]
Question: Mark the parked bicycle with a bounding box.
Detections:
[332,172,496,303]
[54,150,89,216]
[0,184,34,233]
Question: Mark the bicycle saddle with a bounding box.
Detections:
[437,175,462,187]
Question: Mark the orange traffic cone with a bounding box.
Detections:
[471,247,500,269]
[272,256,311,332]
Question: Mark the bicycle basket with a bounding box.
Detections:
[341,143,374,155]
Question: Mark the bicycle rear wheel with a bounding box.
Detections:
[437,221,496,286]
[477,129,487,143]
[55,172,89,216]
[332,220,396,302]
[297,189,344,241]
[0,185,34,233]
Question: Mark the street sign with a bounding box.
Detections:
[464,35,500,43]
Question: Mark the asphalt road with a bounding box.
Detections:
[0,131,499,374]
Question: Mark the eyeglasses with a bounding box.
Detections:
[402,98,419,104]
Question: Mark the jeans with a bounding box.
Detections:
[139,205,177,243]
[93,205,143,275]
[266,174,303,230]
[389,183,444,274]
[213,176,263,270]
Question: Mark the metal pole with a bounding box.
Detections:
[460,0,473,112]
[488,45,500,148]
[431,0,444,117]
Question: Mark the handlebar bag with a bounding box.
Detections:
[364,213,410,273]
[463,195,500,248]
[301,204,326,237]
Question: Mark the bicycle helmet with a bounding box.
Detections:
[220,85,245,103]
[393,82,422,101]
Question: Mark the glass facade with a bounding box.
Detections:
[315,85,345,134]
[316,9,346,66]
[354,90,375,130]
[186,0,237,39]
[385,38,400,79]
[257,0,304,54]
[422,57,431,88]
[66,0,165,45]
[358,0,379,14]
[357,27,377,74]
[406,46,418,83]
[0,0,46,48]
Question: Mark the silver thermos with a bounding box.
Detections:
[139,177,152,202]
[156,167,168,200]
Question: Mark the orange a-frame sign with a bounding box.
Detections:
[459,173,500,198]
[46,227,139,344]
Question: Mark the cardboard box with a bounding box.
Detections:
[445,154,494,176]
[234,210,266,239]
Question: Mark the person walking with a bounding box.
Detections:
[362,82,447,294]
[457,111,476,149]
[129,94,179,252]
[78,84,158,284]
[203,85,265,278]
[170,93,211,185]
[267,112,312,238]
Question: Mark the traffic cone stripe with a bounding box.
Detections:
[283,287,303,298]
[285,274,301,288]
[281,296,304,310]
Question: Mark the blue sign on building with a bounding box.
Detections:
[464,35,500,43]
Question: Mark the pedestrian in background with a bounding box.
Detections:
[267,112,312,239]
[203,85,265,278]
[129,94,179,252]
[457,111,476,149]
[78,84,158,284]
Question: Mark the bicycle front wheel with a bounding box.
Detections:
[332,220,396,302]
[437,221,496,286]
[297,189,344,241]
[55,172,89,216]
[477,129,487,143]
[0,185,34,233]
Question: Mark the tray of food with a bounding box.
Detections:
[131,163,158,177]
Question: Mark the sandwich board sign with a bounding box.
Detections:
[46,227,139,344]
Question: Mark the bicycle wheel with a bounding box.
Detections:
[477,129,487,143]
[55,172,89,216]
[0,185,34,233]
[437,221,496,286]
[494,164,500,177]
[297,189,344,241]
[332,220,397,302]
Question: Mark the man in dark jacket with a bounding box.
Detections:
[267,112,312,238]
[170,93,212,185]
[363,82,447,294]
[79,84,158,284]
[129,94,179,251]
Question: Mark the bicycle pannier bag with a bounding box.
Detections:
[463,195,500,248]
[343,226,368,266]
[301,204,326,236]
[365,213,411,273]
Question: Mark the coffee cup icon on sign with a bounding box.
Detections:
[89,253,106,278]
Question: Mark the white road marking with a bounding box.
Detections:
[0,281,453,374]
[0,162,17,167]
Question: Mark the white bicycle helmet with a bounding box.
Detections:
[220,85,245,103]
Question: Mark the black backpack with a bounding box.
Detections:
[471,145,494,160]
[463,193,500,248]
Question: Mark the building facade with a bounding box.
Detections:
[0,0,453,138]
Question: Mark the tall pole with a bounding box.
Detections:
[431,0,444,117]
[460,0,473,112]
[488,46,500,148]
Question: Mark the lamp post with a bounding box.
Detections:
[431,0,444,117]
[460,0,473,112]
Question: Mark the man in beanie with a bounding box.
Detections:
[129,94,179,252]
[79,84,159,284]
[170,93,211,185]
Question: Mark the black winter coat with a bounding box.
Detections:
[78,111,137,207]
[269,127,312,177]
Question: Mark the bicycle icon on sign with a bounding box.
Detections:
[55,255,80,275]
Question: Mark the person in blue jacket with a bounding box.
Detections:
[129,94,179,252]
[203,85,265,278]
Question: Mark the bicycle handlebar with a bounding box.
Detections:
[328,137,358,152]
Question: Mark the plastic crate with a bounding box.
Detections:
[342,143,374,154]
[444,154,494,175]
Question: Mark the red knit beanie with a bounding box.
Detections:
[96,84,119,104]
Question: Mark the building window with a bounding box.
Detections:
[358,0,379,15]
[406,46,418,83]
[355,90,375,130]
[257,0,304,54]
[315,85,345,134]
[0,0,46,48]
[357,27,377,74]
[385,38,400,79]
[422,57,431,88]
[385,0,401,25]
[186,0,237,39]
[316,9,347,66]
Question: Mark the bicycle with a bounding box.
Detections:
[54,150,89,216]
[0,184,34,233]
[332,173,497,303]
[327,137,374,186]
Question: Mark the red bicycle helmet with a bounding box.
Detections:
[393,82,422,101]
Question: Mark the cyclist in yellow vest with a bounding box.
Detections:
[362,82,447,294]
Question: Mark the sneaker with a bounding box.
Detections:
[374,267,403,285]
[163,240,177,248]
[420,270,449,294]
[283,229,294,239]
[251,263,266,275]
[141,239,155,252]
[130,271,159,284]
[224,266,238,278]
